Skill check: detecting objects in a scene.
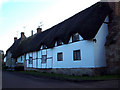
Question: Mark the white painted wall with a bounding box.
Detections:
[26,53,29,67]
[46,49,53,68]
[23,37,97,69]
[25,39,95,69]
[4,57,6,63]
[53,40,94,68]
[94,16,109,67]
[17,57,22,63]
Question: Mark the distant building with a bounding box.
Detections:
[5,34,26,69]
[0,50,4,68]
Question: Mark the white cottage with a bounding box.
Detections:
[8,2,112,76]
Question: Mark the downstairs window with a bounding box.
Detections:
[73,50,81,61]
[29,57,33,64]
[57,52,63,61]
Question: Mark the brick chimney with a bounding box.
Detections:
[100,0,120,17]
[14,37,17,42]
[108,2,120,16]
[21,32,25,40]
[37,27,42,33]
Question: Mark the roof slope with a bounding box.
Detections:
[11,2,112,58]
[5,38,21,57]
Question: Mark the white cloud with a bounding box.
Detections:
[101,0,120,2]
[0,0,58,3]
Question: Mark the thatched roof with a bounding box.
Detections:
[8,2,112,58]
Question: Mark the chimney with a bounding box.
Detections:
[31,30,33,36]
[37,27,42,33]
[101,0,120,16]
[21,32,25,40]
[14,37,17,42]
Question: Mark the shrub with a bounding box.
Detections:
[14,66,24,71]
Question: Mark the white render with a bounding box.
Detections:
[17,16,109,69]
[94,16,109,67]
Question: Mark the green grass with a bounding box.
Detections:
[20,70,120,81]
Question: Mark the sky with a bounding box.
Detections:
[0,0,102,54]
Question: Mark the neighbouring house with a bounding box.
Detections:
[5,2,118,76]
[5,33,26,69]
[0,50,4,69]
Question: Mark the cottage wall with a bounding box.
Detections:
[6,52,12,67]
[17,56,24,64]
[94,16,109,67]
[17,17,109,75]
[52,40,94,68]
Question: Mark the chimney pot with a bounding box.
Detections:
[37,28,42,33]
[14,37,17,42]
[21,32,25,40]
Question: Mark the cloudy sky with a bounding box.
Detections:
[0,0,102,53]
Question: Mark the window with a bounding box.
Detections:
[29,57,33,64]
[57,52,63,61]
[36,52,38,59]
[57,40,63,46]
[73,50,81,60]
[41,55,47,63]
[72,33,79,42]
[21,56,22,61]
[43,45,47,49]
[24,54,26,61]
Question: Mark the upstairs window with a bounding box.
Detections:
[21,56,22,61]
[24,54,26,61]
[29,57,33,64]
[57,40,63,46]
[57,52,63,61]
[36,52,38,59]
[73,50,81,61]
[72,33,79,42]
[43,45,47,49]
[41,55,47,63]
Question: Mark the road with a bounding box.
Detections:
[2,71,119,88]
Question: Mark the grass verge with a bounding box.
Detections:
[20,70,120,81]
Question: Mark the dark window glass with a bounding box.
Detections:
[41,55,47,63]
[21,57,22,61]
[73,50,81,60]
[24,54,26,61]
[57,52,63,61]
[72,33,79,42]
[57,40,63,46]
[29,57,33,64]
[36,52,38,59]
[43,45,47,49]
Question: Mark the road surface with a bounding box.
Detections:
[2,71,119,88]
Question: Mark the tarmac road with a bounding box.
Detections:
[2,71,119,88]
